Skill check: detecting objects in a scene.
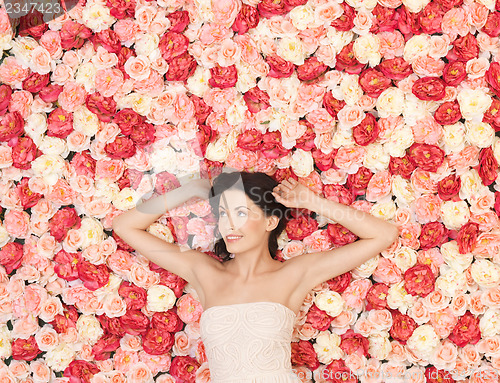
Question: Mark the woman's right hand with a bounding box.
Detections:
[188,177,213,200]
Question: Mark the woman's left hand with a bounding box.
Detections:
[272,178,318,209]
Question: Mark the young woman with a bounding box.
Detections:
[112,171,399,382]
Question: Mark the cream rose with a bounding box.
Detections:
[73,105,100,137]
[435,266,468,297]
[277,36,306,65]
[31,154,66,186]
[406,324,440,360]
[78,217,105,250]
[353,34,381,66]
[441,123,466,154]
[404,34,431,64]
[440,200,470,230]
[384,123,414,158]
[81,1,116,32]
[76,314,103,346]
[146,284,176,312]
[391,175,416,207]
[386,281,417,315]
[186,66,212,97]
[314,291,345,317]
[44,342,76,371]
[479,309,500,337]
[363,143,391,172]
[340,74,363,106]
[457,88,492,121]
[370,200,397,221]
[290,148,314,177]
[440,241,473,272]
[289,4,315,30]
[470,259,500,289]
[368,331,392,360]
[392,246,418,273]
[0,324,11,359]
[112,187,141,211]
[465,120,495,148]
[376,88,405,118]
[459,169,483,201]
[313,331,344,364]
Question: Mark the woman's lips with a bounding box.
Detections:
[226,235,242,243]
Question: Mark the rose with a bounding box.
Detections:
[336,42,366,74]
[92,333,121,360]
[243,86,270,113]
[64,360,100,383]
[496,192,500,218]
[119,309,150,336]
[323,91,346,119]
[437,173,461,201]
[142,328,174,355]
[209,64,238,89]
[390,310,417,344]
[105,136,137,159]
[47,107,74,139]
[482,12,500,37]
[191,95,212,124]
[340,329,370,358]
[295,121,316,151]
[412,76,446,101]
[167,10,190,33]
[286,214,318,240]
[169,356,200,383]
[97,315,126,337]
[60,20,93,50]
[442,60,467,86]
[365,283,390,310]
[117,47,136,80]
[232,4,260,35]
[419,2,445,34]
[297,56,328,82]
[326,272,352,294]
[483,98,500,132]
[237,128,264,151]
[22,72,50,94]
[0,241,23,274]
[424,366,455,383]
[0,84,12,116]
[324,360,357,383]
[407,143,445,172]
[18,8,48,38]
[486,62,500,98]
[130,122,156,147]
[447,33,479,62]
[330,2,355,31]
[323,184,355,206]
[477,147,498,187]
[307,303,335,331]
[404,264,435,297]
[262,131,290,159]
[118,281,147,310]
[49,207,82,242]
[435,0,465,12]
[388,154,416,179]
[165,52,197,82]
[448,310,481,347]
[38,84,64,103]
[352,113,379,146]
[86,92,117,123]
[311,147,336,171]
[17,178,43,209]
[0,111,24,142]
[265,54,295,78]
[11,336,42,361]
[419,222,449,250]
[326,223,358,246]
[91,29,122,55]
[346,166,373,195]
[358,68,392,98]
[77,259,110,291]
[159,31,189,63]
[434,100,462,126]
[370,4,398,34]
[53,249,80,281]
[107,0,135,19]
[456,222,479,255]
[378,57,413,81]
[397,6,421,36]
[10,136,38,170]
[151,310,184,333]
[114,108,146,136]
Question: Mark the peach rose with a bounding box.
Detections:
[58,81,86,112]
[422,289,449,312]
[412,56,445,77]
[413,194,442,224]
[411,116,442,145]
[367,309,393,331]
[297,322,319,340]
[407,298,431,325]
[0,57,30,86]
[430,308,458,339]
[378,31,405,59]
[373,257,403,284]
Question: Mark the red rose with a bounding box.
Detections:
[330,2,355,31]
[424,366,455,383]
[273,168,299,184]
[10,136,38,170]
[151,309,185,333]
[477,147,498,186]
[97,314,126,337]
[327,223,358,246]
[404,264,435,297]
[389,154,416,179]
[447,33,479,62]
[117,46,136,80]
[324,359,357,383]
[170,356,200,383]
[47,107,74,138]
[54,249,80,281]
[77,259,111,291]
[49,206,81,242]
[237,128,264,151]
[456,222,479,254]
[397,6,421,37]
[190,95,212,124]
[120,309,150,336]
[86,92,116,123]
[149,264,188,298]
[243,86,270,113]
[51,313,75,334]
[482,11,500,37]
[165,52,197,82]
[291,340,320,370]
[336,41,366,74]
[11,336,42,361]
[448,310,481,347]
[105,135,137,159]
[483,97,500,132]
[209,64,238,89]
[377,57,413,81]
[18,8,48,38]
[0,241,23,274]
[323,91,346,118]
[311,147,336,171]
[323,184,355,205]
[437,173,460,201]
[143,327,174,355]
[434,100,462,125]
[261,131,290,159]
[407,143,445,172]
[159,31,189,63]
[106,0,136,19]
[365,283,390,310]
[232,4,259,34]
[352,112,379,146]
[419,2,445,34]
[64,360,100,383]
[91,29,122,54]
[189,124,213,157]
[170,216,190,244]
[38,83,64,103]
[346,166,374,195]
[16,177,43,209]
[295,121,316,151]
[419,221,449,250]
[167,10,190,33]
[370,4,398,34]
[390,310,417,344]
[286,214,318,240]
[434,0,464,12]
[307,303,335,331]
[114,108,145,136]
[22,72,50,93]
[60,20,93,50]
[297,56,328,81]
[92,333,121,360]
[412,76,446,101]
[265,54,295,78]
[442,60,467,86]
[358,68,392,98]
[118,281,147,310]
[130,121,156,147]
[0,84,12,116]
[71,150,96,178]
[0,111,24,142]
[486,61,500,98]
[257,0,288,18]
[340,329,370,358]
[326,272,352,294]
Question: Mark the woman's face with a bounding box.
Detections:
[217,189,273,251]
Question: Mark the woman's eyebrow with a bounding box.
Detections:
[219,205,248,210]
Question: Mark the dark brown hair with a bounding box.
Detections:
[208,171,293,262]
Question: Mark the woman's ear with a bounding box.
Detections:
[266,215,280,232]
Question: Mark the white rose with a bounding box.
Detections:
[324,27,353,54]
[331,126,356,148]
[440,200,470,230]
[116,92,152,116]
[352,255,379,279]
[435,266,468,297]
[134,33,160,57]
[38,136,69,157]
[81,2,116,32]
[226,96,248,126]
[277,36,306,65]
[406,325,440,360]
[441,123,466,154]
[370,200,397,221]
[459,169,483,201]
[75,62,97,92]
[465,121,495,148]
[404,34,431,64]
[112,187,141,211]
[384,124,414,158]
[31,154,66,186]
[290,148,314,177]
[73,105,100,137]
[391,175,416,207]
[340,74,363,106]
[0,225,10,248]
[314,291,345,317]
[94,178,120,203]
[470,259,500,288]
[403,94,437,126]
[440,241,473,272]
[313,331,344,363]
[392,246,418,273]
[353,34,381,66]
[457,89,492,121]
[0,325,11,359]
[479,309,500,337]
[289,4,315,30]
[147,284,176,312]
[147,223,174,243]
[45,342,76,371]
[10,36,38,68]
[76,315,103,346]
[24,113,48,146]
[368,331,392,360]
[205,137,232,162]
[79,217,105,250]
[376,88,405,118]
[363,143,390,172]
[386,281,418,315]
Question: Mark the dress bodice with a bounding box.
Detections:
[200,301,301,382]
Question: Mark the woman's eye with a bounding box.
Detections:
[219,211,246,217]
[219,211,226,216]
[238,211,246,217]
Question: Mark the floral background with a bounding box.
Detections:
[0,0,500,382]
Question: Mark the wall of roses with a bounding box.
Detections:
[1,0,500,382]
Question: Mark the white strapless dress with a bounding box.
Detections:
[200,301,302,383]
